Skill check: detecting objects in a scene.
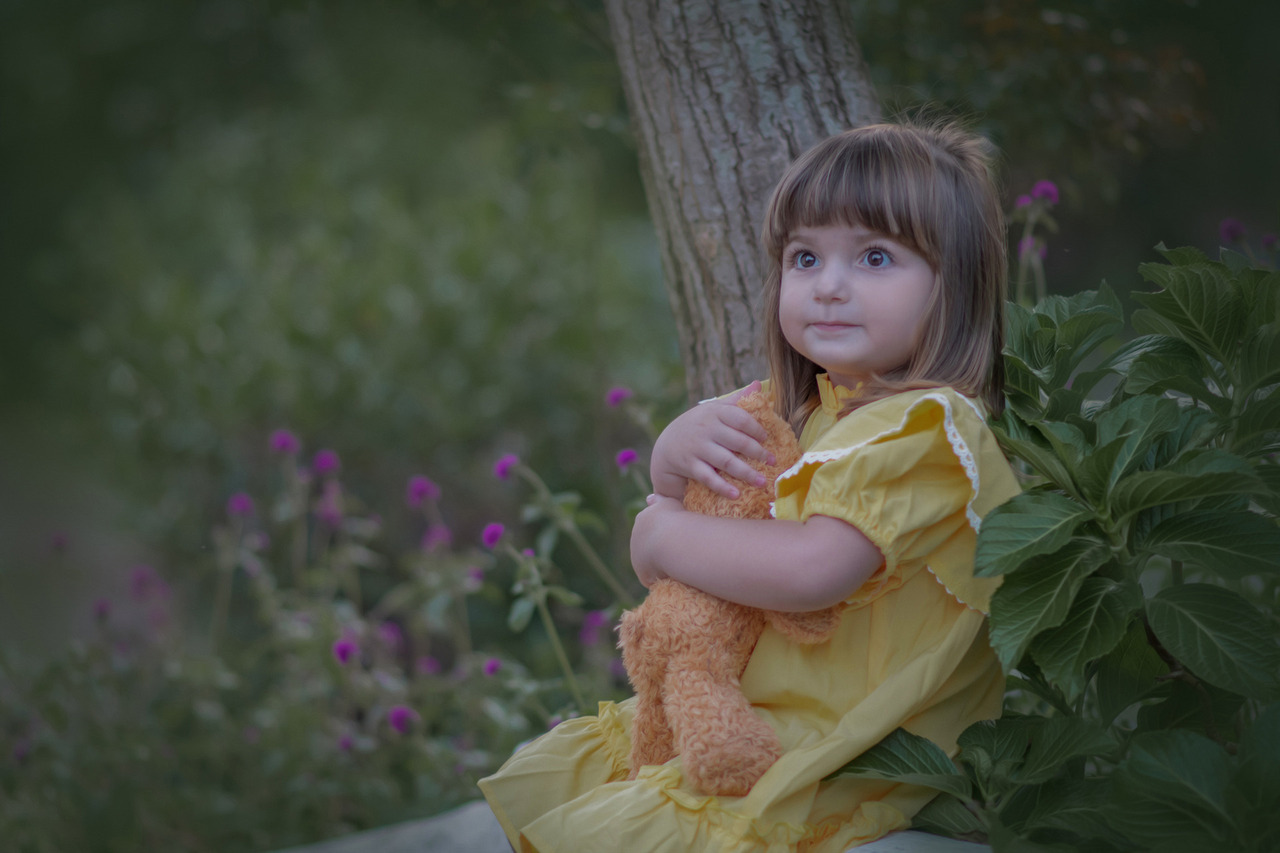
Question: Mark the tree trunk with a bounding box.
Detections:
[603,0,881,402]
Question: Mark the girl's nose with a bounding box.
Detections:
[813,266,848,302]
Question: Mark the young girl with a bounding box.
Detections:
[480,121,1020,852]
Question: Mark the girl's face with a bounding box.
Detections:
[779,223,935,391]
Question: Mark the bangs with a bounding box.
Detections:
[763,128,943,267]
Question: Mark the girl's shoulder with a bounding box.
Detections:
[809,386,989,453]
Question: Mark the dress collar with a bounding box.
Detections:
[816,373,864,414]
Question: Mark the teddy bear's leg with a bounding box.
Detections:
[663,667,782,797]
[619,607,676,778]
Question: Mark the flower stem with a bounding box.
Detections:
[564,524,635,607]
[518,466,636,607]
[536,593,587,713]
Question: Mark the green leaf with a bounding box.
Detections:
[1232,388,1280,456]
[826,728,971,799]
[957,716,1037,788]
[1107,730,1237,850]
[986,810,1076,852]
[1012,777,1122,839]
[1228,703,1280,847]
[1014,717,1116,785]
[1155,243,1211,268]
[1029,578,1142,702]
[1077,396,1183,502]
[535,524,560,558]
[992,419,1078,495]
[1109,449,1261,521]
[1141,509,1280,579]
[1238,323,1280,396]
[1146,583,1280,701]
[1095,620,1169,725]
[1220,247,1252,273]
[507,597,536,632]
[1133,260,1244,364]
[975,493,1094,578]
[544,585,584,607]
[423,592,453,629]
[910,793,986,839]
[1255,464,1280,516]
[1031,420,1089,470]
[1056,307,1123,360]
[1135,677,1245,738]
[1237,268,1280,323]
[989,540,1111,670]
[1146,405,1223,470]
[1041,387,1085,423]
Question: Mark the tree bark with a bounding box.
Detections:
[603,0,881,402]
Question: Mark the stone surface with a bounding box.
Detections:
[273,800,992,852]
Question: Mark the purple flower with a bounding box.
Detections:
[579,610,611,647]
[387,704,419,734]
[416,655,442,675]
[226,492,255,518]
[464,566,484,592]
[1015,194,1033,209]
[522,548,535,558]
[1219,217,1246,244]
[615,448,638,472]
[483,657,502,677]
[129,565,170,603]
[1031,179,1059,205]
[493,453,519,480]
[338,734,354,752]
[332,638,358,665]
[547,715,563,729]
[609,657,628,680]
[406,475,441,507]
[312,449,340,476]
[270,429,300,454]
[1263,233,1277,250]
[92,598,111,621]
[605,386,634,408]
[482,523,504,549]
[378,622,404,651]
[421,523,452,552]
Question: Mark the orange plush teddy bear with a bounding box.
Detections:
[619,390,843,796]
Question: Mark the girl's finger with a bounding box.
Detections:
[719,405,771,446]
[691,461,740,500]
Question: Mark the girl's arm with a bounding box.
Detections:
[650,381,775,501]
[630,496,882,612]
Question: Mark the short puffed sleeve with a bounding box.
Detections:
[773,389,1017,613]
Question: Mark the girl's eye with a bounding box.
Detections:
[793,250,818,269]
[863,248,891,268]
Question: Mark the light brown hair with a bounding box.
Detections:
[761,121,1007,431]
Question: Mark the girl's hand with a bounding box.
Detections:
[630,493,683,588]
[649,381,775,500]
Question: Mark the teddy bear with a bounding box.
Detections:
[618,390,843,797]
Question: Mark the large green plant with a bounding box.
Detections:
[832,247,1280,851]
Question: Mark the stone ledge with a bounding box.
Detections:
[273,800,992,852]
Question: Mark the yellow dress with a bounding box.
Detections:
[479,377,1020,852]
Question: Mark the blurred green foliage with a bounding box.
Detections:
[2,0,676,573]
